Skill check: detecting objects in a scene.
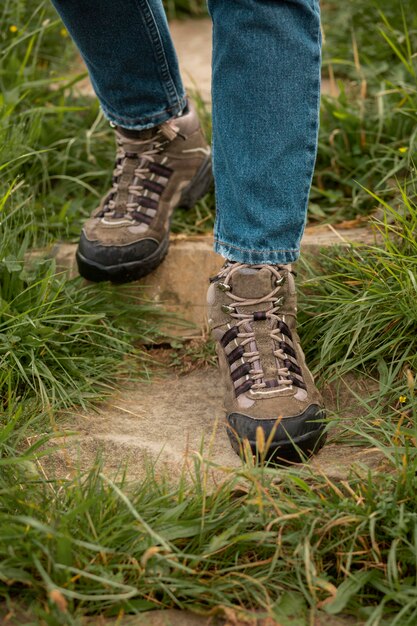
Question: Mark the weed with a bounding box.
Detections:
[322,0,417,76]
[299,183,417,383]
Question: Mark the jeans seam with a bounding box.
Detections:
[134,0,182,108]
[296,9,322,250]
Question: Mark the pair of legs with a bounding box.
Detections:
[51,0,321,264]
[51,0,325,462]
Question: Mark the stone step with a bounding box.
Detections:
[50,367,384,486]
[51,225,377,333]
[46,224,384,489]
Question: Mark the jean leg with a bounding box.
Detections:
[50,0,186,129]
[208,0,321,264]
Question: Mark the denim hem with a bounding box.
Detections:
[100,95,188,130]
[214,239,300,265]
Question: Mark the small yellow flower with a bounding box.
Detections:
[9,25,18,33]
[60,27,68,37]
[399,146,408,154]
[399,395,407,404]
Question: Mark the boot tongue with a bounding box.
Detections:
[230,267,274,299]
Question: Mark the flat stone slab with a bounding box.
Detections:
[50,225,378,333]
[49,367,385,485]
[53,369,238,483]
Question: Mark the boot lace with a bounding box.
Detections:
[215,263,306,394]
[98,121,180,221]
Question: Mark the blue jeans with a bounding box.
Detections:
[51,0,321,265]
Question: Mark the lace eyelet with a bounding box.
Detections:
[217,282,231,292]
[274,296,285,307]
[275,276,286,286]
[221,304,234,314]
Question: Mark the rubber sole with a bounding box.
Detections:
[76,156,213,283]
[178,155,213,210]
[76,234,170,283]
[227,423,327,466]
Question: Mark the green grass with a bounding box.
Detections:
[322,0,417,75]
[299,184,417,384]
[1,385,417,625]
[296,180,417,462]
[313,3,417,222]
[1,1,417,624]
[0,198,168,411]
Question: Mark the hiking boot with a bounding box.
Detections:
[208,262,326,464]
[76,102,212,283]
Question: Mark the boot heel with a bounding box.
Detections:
[179,156,213,209]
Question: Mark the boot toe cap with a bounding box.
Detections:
[77,232,159,266]
[227,404,326,461]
